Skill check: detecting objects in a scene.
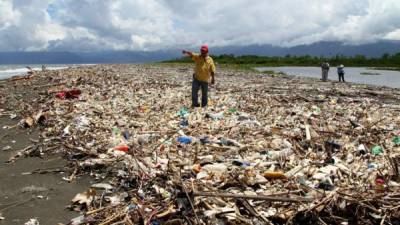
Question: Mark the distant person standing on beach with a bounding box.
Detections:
[182,45,216,107]
[321,62,330,81]
[337,64,345,82]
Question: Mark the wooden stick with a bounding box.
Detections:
[64,163,78,183]
[6,145,34,163]
[318,217,328,225]
[305,124,311,141]
[380,214,387,225]
[181,182,200,224]
[0,197,35,211]
[99,213,124,225]
[85,205,114,216]
[193,191,313,203]
[34,82,67,89]
[124,215,135,225]
[306,191,335,213]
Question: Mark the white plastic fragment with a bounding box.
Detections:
[24,218,39,225]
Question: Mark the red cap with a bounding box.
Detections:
[200,45,208,53]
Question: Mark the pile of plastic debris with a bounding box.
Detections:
[3,64,400,225]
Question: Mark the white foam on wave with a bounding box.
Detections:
[0,64,93,79]
[0,66,68,73]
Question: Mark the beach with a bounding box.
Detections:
[1,64,400,225]
[0,69,91,225]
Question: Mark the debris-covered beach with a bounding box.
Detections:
[1,64,400,225]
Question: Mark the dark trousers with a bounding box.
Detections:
[338,73,345,82]
[192,77,208,107]
[322,70,329,81]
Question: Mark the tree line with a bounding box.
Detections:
[164,52,400,67]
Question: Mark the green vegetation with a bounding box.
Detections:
[360,72,381,75]
[369,67,400,71]
[260,70,287,77]
[163,52,400,68]
[156,61,260,73]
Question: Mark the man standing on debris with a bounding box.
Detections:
[321,62,330,81]
[182,45,216,107]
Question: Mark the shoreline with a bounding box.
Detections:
[1,63,399,89]
[1,64,400,224]
[159,62,400,89]
[0,68,92,225]
[0,64,97,81]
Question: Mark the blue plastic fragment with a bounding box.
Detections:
[177,136,193,144]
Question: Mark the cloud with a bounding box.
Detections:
[385,29,400,40]
[44,0,182,51]
[0,0,64,51]
[0,0,400,51]
[289,0,400,46]
[0,0,21,30]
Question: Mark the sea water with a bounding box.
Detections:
[0,64,93,80]
[256,66,400,88]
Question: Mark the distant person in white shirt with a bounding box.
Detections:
[337,64,345,82]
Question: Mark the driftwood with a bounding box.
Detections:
[193,191,313,203]
[6,145,34,163]
[33,82,67,89]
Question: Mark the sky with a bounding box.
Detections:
[0,0,400,52]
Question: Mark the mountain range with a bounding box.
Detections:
[0,41,399,64]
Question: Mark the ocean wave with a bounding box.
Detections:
[0,64,93,79]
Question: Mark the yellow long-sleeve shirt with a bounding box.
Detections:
[191,54,216,83]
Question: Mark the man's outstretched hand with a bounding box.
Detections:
[182,50,192,57]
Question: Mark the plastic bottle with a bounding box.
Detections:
[192,164,202,173]
[111,127,126,147]
[199,136,210,144]
[202,163,227,175]
[137,134,152,145]
[325,140,341,150]
[228,108,237,113]
[267,148,294,160]
[177,107,189,117]
[123,131,130,140]
[357,144,367,155]
[232,160,251,167]
[179,119,189,128]
[375,177,385,192]
[177,136,193,144]
[206,112,224,120]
